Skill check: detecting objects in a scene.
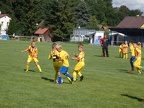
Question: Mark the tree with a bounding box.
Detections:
[44,0,78,40]
[75,1,90,28]
[86,16,99,30]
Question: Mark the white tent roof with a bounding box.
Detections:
[109,32,126,36]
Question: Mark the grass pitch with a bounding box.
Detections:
[0,40,144,108]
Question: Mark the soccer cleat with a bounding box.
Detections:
[67,77,73,84]
[138,70,142,74]
[130,68,134,72]
[80,75,84,81]
[25,70,28,72]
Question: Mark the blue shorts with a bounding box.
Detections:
[59,66,68,74]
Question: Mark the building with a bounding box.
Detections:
[0,12,11,35]
[110,16,144,44]
[35,28,52,42]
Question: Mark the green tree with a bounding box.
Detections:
[44,0,77,39]
[75,1,90,28]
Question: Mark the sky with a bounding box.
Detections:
[112,0,144,13]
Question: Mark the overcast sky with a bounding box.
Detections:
[112,0,144,13]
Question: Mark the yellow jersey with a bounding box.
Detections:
[119,44,123,52]
[26,46,38,58]
[59,50,69,67]
[122,44,128,53]
[130,45,135,56]
[48,50,60,62]
[78,51,85,62]
[135,47,141,59]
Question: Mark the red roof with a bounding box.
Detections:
[35,28,50,35]
[116,16,144,28]
[0,14,10,18]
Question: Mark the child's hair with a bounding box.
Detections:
[56,44,62,49]
[78,43,84,48]
[52,43,57,49]
[137,42,141,45]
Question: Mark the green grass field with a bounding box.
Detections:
[0,40,144,108]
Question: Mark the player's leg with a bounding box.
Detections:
[134,59,142,74]
[130,56,135,72]
[126,53,128,59]
[26,57,32,72]
[54,65,59,83]
[102,47,105,57]
[34,58,42,72]
[74,63,84,81]
[73,70,77,82]
[106,47,109,57]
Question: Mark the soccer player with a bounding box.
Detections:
[122,41,128,59]
[21,41,42,72]
[72,43,85,82]
[128,42,136,72]
[55,44,73,84]
[133,43,144,74]
[48,43,62,83]
[118,43,123,58]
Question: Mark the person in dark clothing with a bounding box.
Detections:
[101,34,109,57]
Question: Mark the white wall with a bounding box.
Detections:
[0,15,11,35]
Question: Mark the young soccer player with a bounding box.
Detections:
[21,41,42,72]
[122,41,128,59]
[72,43,85,82]
[119,43,123,58]
[133,43,144,74]
[128,42,136,72]
[55,44,73,84]
[48,43,62,83]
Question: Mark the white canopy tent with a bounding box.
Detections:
[109,32,127,45]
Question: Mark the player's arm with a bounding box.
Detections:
[48,51,53,60]
[21,48,28,53]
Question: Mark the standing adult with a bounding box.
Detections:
[101,34,109,57]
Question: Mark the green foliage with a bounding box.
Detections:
[44,0,77,38]
[1,0,143,39]
[75,1,90,28]
[0,40,144,108]
[86,16,100,30]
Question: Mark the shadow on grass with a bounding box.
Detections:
[117,69,134,74]
[41,77,72,84]
[23,69,35,72]
[94,55,103,57]
[121,94,143,102]
[41,77,54,82]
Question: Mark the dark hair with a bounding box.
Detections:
[52,43,57,49]
[78,43,84,47]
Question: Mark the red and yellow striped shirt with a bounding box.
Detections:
[26,46,38,58]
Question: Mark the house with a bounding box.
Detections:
[0,12,11,35]
[70,28,95,42]
[110,16,144,44]
[34,28,52,42]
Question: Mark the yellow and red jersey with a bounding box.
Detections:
[119,44,123,52]
[48,50,59,61]
[77,51,85,62]
[130,45,135,56]
[26,46,38,58]
[122,44,128,53]
[135,47,141,59]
